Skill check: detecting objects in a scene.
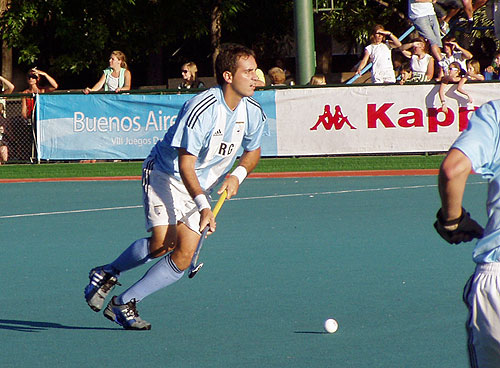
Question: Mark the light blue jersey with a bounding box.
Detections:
[147,86,266,192]
[452,100,500,263]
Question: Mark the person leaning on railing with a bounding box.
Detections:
[21,68,58,120]
[83,50,131,94]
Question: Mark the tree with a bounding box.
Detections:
[319,0,410,55]
[0,0,252,87]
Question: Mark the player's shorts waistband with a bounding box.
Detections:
[475,262,500,274]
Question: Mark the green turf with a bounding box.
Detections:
[0,155,444,179]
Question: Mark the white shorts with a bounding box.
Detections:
[142,159,208,234]
[463,263,500,368]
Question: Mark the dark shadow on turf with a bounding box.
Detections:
[0,319,120,332]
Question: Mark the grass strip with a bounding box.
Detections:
[0,155,445,179]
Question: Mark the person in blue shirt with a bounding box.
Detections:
[434,100,500,367]
[84,43,266,330]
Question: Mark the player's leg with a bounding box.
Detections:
[464,263,500,368]
[102,173,203,329]
[83,228,175,312]
[461,0,474,20]
[103,224,200,330]
[473,0,488,11]
[113,223,199,304]
[84,162,177,312]
[105,225,176,273]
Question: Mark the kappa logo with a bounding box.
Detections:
[213,129,223,137]
[310,105,356,131]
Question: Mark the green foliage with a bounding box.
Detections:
[320,0,408,53]
[0,0,247,78]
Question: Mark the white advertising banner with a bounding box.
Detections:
[275,83,500,156]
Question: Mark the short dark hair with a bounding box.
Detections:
[215,43,256,86]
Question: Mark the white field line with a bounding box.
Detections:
[0,181,485,219]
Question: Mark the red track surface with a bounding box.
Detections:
[0,169,439,183]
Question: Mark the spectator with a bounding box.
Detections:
[275,58,294,84]
[437,36,473,80]
[466,59,485,80]
[255,68,266,87]
[268,67,287,86]
[437,0,487,34]
[83,51,131,94]
[400,37,435,82]
[309,74,327,85]
[356,24,402,84]
[398,62,414,84]
[438,61,472,113]
[407,0,444,65]
[484,51,500,80]
[178,61,205,90]
[0,125,7,164]
[434,0,464,35]
[21,68,58,120]
[0,75,14,95]
[0,75,14,119]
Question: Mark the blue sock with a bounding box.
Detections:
[104,238,152,276]
[117,253,184,304]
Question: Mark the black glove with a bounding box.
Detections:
[434,207,484,244]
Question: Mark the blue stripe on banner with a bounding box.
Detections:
[37,91,277,160]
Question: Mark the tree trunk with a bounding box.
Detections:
[0,0,12,80]
[210,0,222,77]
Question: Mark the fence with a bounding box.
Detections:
[7,81,500,164]
[0,95,35,164]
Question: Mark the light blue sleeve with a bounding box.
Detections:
[452,101,500,178]
[170,102,211,157]
[242,104,266,152]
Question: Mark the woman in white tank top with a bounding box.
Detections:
[83,50,132,94]
[400,37,435,82]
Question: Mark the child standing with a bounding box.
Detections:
[356,25,402,83]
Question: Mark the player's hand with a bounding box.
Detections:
[199,208,216,235]
[434,207,484,244]
[218,175,239,199]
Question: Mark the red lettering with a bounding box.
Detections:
[458,106,477,132]
[398,108,424,128]
[367,103,396,128]
[428,107,454,133]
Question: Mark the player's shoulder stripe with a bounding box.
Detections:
[186,93,217,129]
[247,96,266,120]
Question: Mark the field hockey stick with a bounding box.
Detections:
[188,190,227,278]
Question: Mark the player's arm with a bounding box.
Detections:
[435,148,483,243]
[439,149,470,219]
[356,51,370,75]
[218,147,261,199]
[457,77,472,103]
[425,56,435,81]
[178,148,216,233]
[439,80,448,112]
[386,32,401,48]
[399,42,415,59]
